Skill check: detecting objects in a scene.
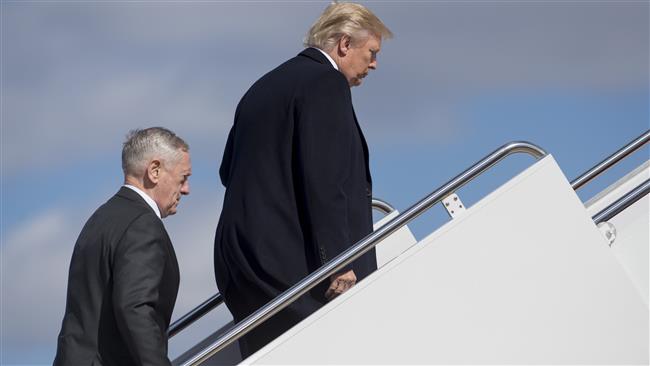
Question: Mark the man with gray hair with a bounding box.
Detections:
[214,2,392,358]
[54,127,191,366]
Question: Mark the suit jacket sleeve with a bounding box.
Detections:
[112,213,172,366]
[297,70,357,271]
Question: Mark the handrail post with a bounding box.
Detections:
[371,198,396,215]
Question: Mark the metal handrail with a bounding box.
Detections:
[169,293,224,338]
[592,178,650,224]
[169,199,397,339]
[182,141,547,365]
[571,130,649,190]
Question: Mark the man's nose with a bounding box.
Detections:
[181,182,190,195]
[369,59,377,70]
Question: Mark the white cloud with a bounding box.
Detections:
[1,209,77,358]
[2,68,234,174]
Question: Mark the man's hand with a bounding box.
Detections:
[325,270,357,301]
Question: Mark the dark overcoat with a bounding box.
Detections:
[54,187,180,366]
[214,48,376,357]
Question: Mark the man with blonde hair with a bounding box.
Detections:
[214,2,392,358]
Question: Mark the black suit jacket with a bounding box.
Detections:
[214,48,376,336]
[54,187,179,366]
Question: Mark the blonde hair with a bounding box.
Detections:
[304,2,393,51]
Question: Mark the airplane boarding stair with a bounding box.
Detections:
[171,130,649,365]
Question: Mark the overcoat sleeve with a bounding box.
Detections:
[220,96,245,187]
[219,127,235,187]
[296,71,357,271]
[112,213,172,366]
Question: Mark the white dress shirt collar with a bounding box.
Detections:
[124,185,162,219]
[314,48,339,70]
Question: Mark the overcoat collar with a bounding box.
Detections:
[298,48,334,68]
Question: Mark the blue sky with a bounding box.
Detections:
[1,1,648,364]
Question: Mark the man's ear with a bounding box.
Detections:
[147,160,162,184]
[337,35,352,56]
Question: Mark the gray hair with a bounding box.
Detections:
[121,127,189,177]
[304,2,393,51]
